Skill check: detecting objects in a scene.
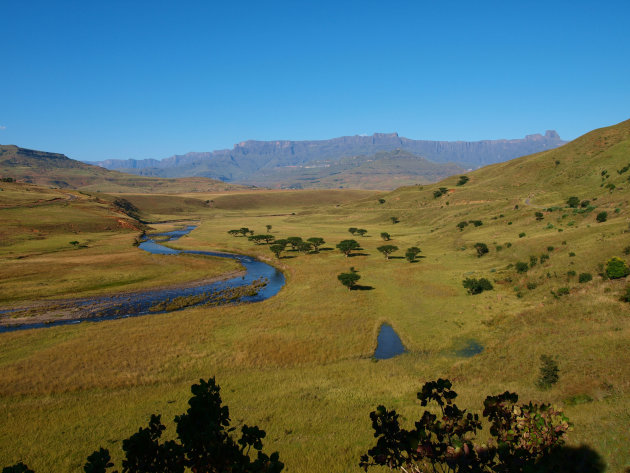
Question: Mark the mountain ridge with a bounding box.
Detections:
[88,130,566,185]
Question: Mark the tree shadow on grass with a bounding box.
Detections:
[388,256,405,260]
[319,247,334,251]
[280,255,296,259]
[534,444,606,473]
[351,284,374,291]
[348,252,369,257]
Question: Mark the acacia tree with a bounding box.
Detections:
[356,229,368,237]
[377,245,398,260]
[286,237,303,250]
[266,224,272,233]
[307,237,325,252]
[338,271,360,290]
[248,235,269,245]
[405,247,421,262]
[380,232,391,241]
[227,230,241,237]
[269,244,284,259]
[238,227,251,237]
[348,227,358,236]
[337,239,360,257]
[360,378,570,473]
[297,241,313,254]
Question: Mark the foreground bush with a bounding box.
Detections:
[605,257,630,279]
[4,378,283,473]
[462,277,493,295]
[360,379,570,473]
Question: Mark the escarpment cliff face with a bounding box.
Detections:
[89,131,566,185]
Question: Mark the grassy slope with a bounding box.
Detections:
[0,145,246,193]
[0,182,240,303]
[1,121,630,472]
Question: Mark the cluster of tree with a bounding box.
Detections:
[0,177,15,182]
[433,187,449,198]
[348,228,368,237]
[605,257,629,279]
[3,378,283,473]
[457,220,483,231]
[462,277,493,295]
[270,237,325,258]
[228,227,255,237]
[360,378,571,473]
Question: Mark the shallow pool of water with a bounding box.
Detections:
[373,324,406,359]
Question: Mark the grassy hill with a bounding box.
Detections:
[0,120,629,472]
[234,149,466,190]
[0,145,247,193]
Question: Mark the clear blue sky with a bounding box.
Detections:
[1,1,629,161]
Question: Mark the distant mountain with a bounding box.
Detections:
[0,145,247,193]
[239,149,466,190]
[89,131,566,188]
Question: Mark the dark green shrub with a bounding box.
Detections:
[338,271,361,290]
[567,270,576,278]
[596,211,608,222]
[527,282,537,290]
[547,246,554,252]
[536,355,559,389]
[535,211,544,221]
[620,285,630,302]
[474,242,489,257]
[605,257,630,279]
[515,261,529,273]
[378,198,385,204]
[580,200,590,208]
[578,273,592,283]
[470,220,483,227]
[519,232,526,238]
[456,175,469,186]
[566,196,580,208]
[456,221,468,231]
[569,252,575,257]
[529,255,538,267]
[540,254,550,263]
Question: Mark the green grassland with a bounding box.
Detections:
[1,121,630,472]
[0,182,241,304]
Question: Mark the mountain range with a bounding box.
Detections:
[89,131,566,188]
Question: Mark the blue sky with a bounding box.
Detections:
[1,1,629,161]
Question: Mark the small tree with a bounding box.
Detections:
[376,245,398,260]
[265,224,272,233]
[356,229,368,237]
[535,211,544,221]
[336,239,360,257]
[596,211,608,223]
[338,271,360,290]
[390,216,399,224]
[378,198,385,204]
[238,227,250,237]
[474,242,489,257]
[605,257,629,279]
[348,227,358,235]
[536,355,559,389]
[456,221,468,231]
[405,247,421,262]
[248,235,268,245]
[566,196,580,208]
[380,232,390,241]
[456,175,469,186]
[269,244,284,259]
[227,229,241,237]
[306,237,325,252]
[286,237,303,250]
[297,241,312,254]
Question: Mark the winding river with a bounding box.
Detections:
[0,226,285,332]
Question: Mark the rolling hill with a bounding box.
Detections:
[0,145,248,193]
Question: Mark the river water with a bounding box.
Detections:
[0,226,285,332]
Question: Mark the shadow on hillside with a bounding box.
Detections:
[534,445,605,473]
[351,284,374,291]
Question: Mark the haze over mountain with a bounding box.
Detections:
[89,131,566,188]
